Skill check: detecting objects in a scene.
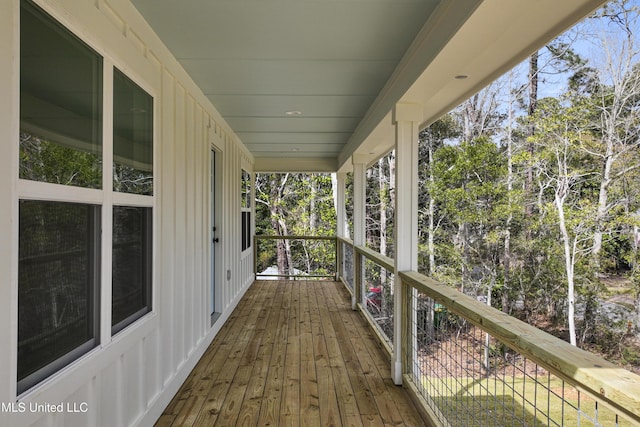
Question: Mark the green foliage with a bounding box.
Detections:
[412,5,640,354]
[20,133,102,188]
[432,137,508,225]
[255,173,337,276]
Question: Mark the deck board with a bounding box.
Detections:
[156,280,425,427]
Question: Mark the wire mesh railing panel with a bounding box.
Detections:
[362,257,394,345]
[406,287,631,427]
[341,241,354,291]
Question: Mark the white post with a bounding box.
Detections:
[335,172,346,238]
[392,102,421,385]
[335,172,346,281]
[352,157,367,311]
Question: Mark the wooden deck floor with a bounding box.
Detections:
[155,280,425,427]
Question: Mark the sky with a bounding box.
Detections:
[536,0,640,98]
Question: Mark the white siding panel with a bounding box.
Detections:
[185,95,196,353]
[174,83,187,368]
[100,0,126,35]
[123,344,144,425]
[57,383,93,427]
[195,106,206,338]
[22,415,49,427]
[159,69,176,385]
[1,0,256,426]
[144,329,161,410]
[100,359,122,427]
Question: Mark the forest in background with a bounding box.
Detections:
[255,0,640,371]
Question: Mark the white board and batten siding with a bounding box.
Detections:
[0,0,255,426]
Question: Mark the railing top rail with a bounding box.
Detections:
[399,269,640,424]
[355,245,394,272]
[256,274,334,279]
[337,236,354,246]
[255,234,336,241]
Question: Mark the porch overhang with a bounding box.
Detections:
[131,0,607,173]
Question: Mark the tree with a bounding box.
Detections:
[431,138,508,297]
[419,114,460,276]
[577,5,640,276]
[255,173,337,278]
[530,97,598,346]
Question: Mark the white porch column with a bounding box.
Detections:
[335,172,347,238]
[392,102,421,385]
[335,172,347,281]
[352,156,367,310]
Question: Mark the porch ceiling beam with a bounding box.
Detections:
[341,0,607,171]
[253,157,338,173]
[338,0,482,168]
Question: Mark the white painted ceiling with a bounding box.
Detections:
[131,0,606,172]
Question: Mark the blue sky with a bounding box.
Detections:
[536,0,640,98]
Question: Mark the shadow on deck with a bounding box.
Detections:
[155,280,426,426]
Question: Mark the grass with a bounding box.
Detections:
[419,375,634,426]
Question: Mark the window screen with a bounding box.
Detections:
[18,200,100,393]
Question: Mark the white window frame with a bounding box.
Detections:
[241,169,252,254]
[16,0,157,395]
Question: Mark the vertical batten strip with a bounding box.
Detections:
[101,61,114,347]
[174,83,187,365]
[185,94,195,352]
[194,104,203,336]
[160,68,176,381]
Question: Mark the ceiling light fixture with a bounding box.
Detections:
[285,110,303,116]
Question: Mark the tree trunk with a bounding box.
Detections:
[462,95,477,142]
[272,214,288,275]
[633,224,640,332]
[592,148,614,271]
[279,218,294,276]
[379,158,387,257]
[388,153,396,258]
[458,222,470,294]
[556,183,577,346]
[526,51,539,221]
[378,158,388,285]
[268,173,291,277]
[310,176,318,233]
[428,141,436,276]
[503,73,515,313]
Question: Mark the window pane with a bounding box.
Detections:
[20,0,102,188]
[113,70,153,195]
[242,211,251,251]
[18,200,100,392]
[241,170,251,208]
[112,206,152,333]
